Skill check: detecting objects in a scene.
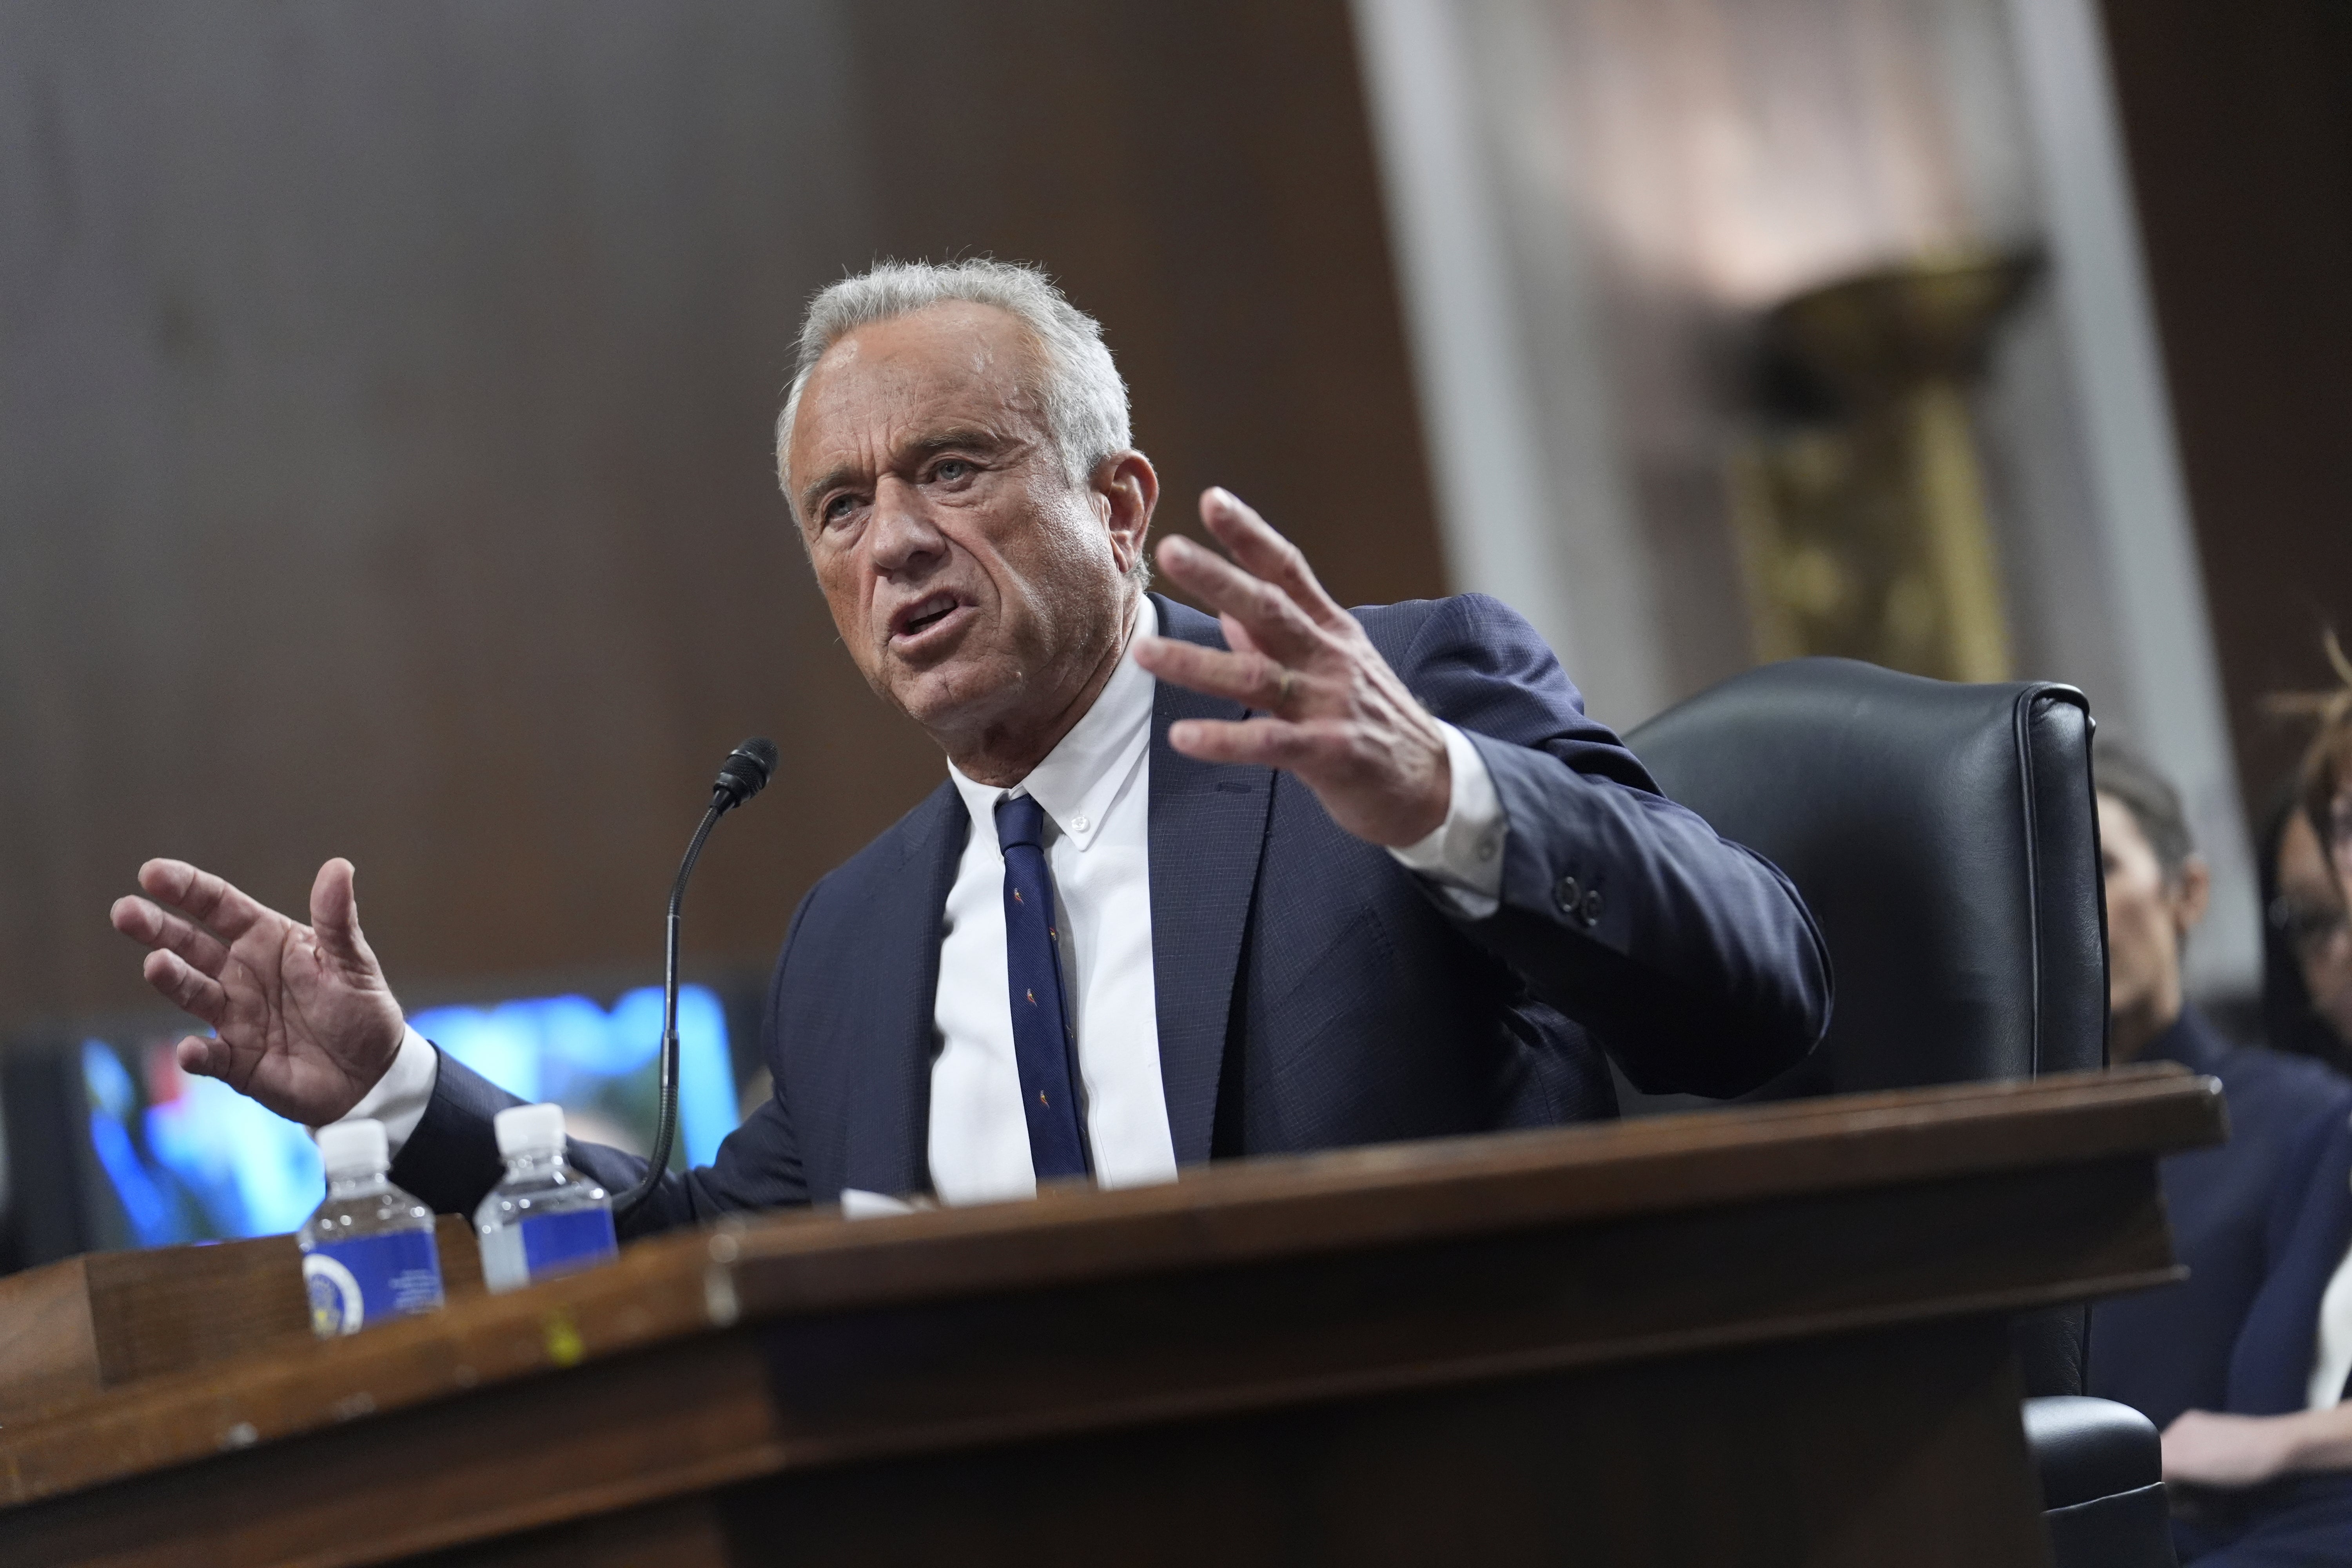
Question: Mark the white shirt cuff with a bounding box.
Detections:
[325,1025,440,1158]
[1387,721,1505,920]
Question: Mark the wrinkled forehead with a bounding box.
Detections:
[787,302,1052,476]
[2094,790,2154,859]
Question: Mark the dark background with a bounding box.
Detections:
[0,0,1436,1029]
[2099,0,2352,804]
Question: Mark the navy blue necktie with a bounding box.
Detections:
[994,794,1090,1180]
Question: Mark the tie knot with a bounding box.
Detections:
[994,793,1049,853]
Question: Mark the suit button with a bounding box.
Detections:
[1582,887,1604,927]
[1555,874,1581,915]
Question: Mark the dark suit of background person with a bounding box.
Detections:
[2086,741,2352,1433]
[2168,1113,2352,1563]
[2151,670,2352,1561]
[392,589,1834,1225]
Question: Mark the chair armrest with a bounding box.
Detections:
[2024,1397,2177,1568]
[2024,1396,2161,1508]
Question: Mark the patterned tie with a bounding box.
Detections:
[993,794,1090,1180]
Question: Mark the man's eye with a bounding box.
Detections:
[933,458,974,483]
[822,494,858,525]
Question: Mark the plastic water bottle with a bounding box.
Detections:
[298,1118,445,1338]
[474,1103,619,1294]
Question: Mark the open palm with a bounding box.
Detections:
[109,857,406,1126]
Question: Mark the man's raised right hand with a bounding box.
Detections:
[109,857,407,1127]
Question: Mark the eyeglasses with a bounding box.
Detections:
[2271,893,2351,958]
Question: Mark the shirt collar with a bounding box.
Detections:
[948,595,1157,855]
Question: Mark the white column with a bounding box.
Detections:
[1348,0,1666,728]
[2005,0,2259,996]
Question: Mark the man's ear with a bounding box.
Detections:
[1095,450,1159,576]
[2173,854,2212,936]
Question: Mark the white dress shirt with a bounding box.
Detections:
[2308,1147,2352,1409]
[929,597,1171,1204]
[350,594,1511,1206]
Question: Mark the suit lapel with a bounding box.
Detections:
[841,780,967,1199]
[1148,595,1274,1165]
[2230,1125,2352,1412]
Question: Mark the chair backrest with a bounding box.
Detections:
[1624,657,2108,1103]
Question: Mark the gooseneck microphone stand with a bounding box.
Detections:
[613,737,778,1223]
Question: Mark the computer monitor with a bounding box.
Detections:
[1,979,759,1269]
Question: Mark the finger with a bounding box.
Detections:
[176,1033,232,1079]
[1154,535,1321,662]
[137,858,272,941]
[109,896,232,976]
[1167,715,1341,770]
[110,893,164,943]
[1219,613,1262,657]
[309,857,371,969]
[1133,637,1306,713]
[1198,488,1345,626]
[143,948,228,1025]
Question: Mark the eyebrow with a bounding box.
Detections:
[797,426,1020,517]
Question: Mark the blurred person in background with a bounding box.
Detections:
[2261,786,2352,1071]
[2160,655,2352,1563]
[2087,735,2352,1437]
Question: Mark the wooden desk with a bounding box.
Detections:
[0,1067,2221,1567]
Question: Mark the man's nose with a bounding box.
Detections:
[869,476,945,576]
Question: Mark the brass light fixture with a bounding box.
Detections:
[1730,251,2037,684]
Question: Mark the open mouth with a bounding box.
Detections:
[890,591,971,647]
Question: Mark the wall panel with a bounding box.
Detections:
[0,0,1437,1026]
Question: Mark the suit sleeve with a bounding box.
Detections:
[1398,593,1833,1098]
[389,892,816,1240]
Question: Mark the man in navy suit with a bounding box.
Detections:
[110,260,1830,1227]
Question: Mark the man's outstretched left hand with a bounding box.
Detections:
[1132,488,1451,849]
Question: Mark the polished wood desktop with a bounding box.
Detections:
[0,1066,2222,1567]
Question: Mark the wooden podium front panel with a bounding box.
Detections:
[424,1317,2044,1568]
[0,1215,485,1426]
[0,1069,2224,1568]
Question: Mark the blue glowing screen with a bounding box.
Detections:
[80,985,738,1245]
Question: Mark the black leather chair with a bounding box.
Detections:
[1623,657,2175,1568]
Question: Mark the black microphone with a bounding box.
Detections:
[711,737,779,813]
[614,736,779,1223]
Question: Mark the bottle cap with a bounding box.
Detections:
[316,1118,390,1180]
[494,1102,568,1158]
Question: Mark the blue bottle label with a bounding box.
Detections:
[520,1207,617,1281]
[304,1230,444,1337]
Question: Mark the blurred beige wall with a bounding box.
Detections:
[1357,0,2352,1000]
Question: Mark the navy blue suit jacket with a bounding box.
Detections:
[395,593,1832,1231]
[2169,1096,2352,1560]
[2089,1008,2352,1430]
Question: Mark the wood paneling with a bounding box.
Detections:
[0,0,1437,1028]
[2097,0,2352,809]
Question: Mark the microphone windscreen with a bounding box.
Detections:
[713,737,780,808]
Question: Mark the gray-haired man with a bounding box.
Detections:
[113,259,1832,1223]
